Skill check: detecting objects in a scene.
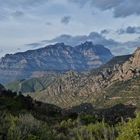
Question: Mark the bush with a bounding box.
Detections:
[71,121,116,140]
[79,114,98,125]
[117,113,140,140]
[0,113,54,140]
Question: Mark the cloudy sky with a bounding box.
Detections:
[0,0,140,57]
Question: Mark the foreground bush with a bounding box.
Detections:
[117,113,140,140]
[1,111,140,140]
[0,112,54,140]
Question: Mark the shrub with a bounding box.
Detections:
[117,113,140,140]
[79,114,97,125]
[72,121,116,140]
[6,113,54,140]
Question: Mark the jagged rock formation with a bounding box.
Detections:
[111,48,140,81]
[0,42,113,83]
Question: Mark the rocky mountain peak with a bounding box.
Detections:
[131,47,140,67]
[109,47,140,81]
[81,41,93,47]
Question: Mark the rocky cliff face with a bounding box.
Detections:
[88,48,140,89]
[76,42,113,69]
[0,42,113,83]
[111,48,140,81]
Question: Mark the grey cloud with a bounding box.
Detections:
[101,29,110,34]
[30,32,122,55]
[118,37,140,54]
[49,32,118,47]
[27,30,140,56]
[27,32,118,47]
[0,13,7,21]
[0,0,50,20]
[117,29,125,35]
[0,0,49,8]
[61,16,71,25]
[117,26,140,34]
[11,11,24,18]
[0,10,24,21]
[46,22,52,26]
[122,38,140,48]
[70,0,88,7]
[70,0,140,17]
[26,42,45,48]
[108,37,140,55]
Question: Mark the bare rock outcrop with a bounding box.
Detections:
[111,47,140,81]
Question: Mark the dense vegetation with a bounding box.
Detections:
[1,107,140,140]
[0,87,139,140]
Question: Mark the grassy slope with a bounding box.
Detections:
[5,75,56,93]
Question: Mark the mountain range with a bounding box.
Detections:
[0,41,113,84]
[5,54,131,94]
[5,47,140,109]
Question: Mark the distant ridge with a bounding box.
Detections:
[0,42,113,83]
